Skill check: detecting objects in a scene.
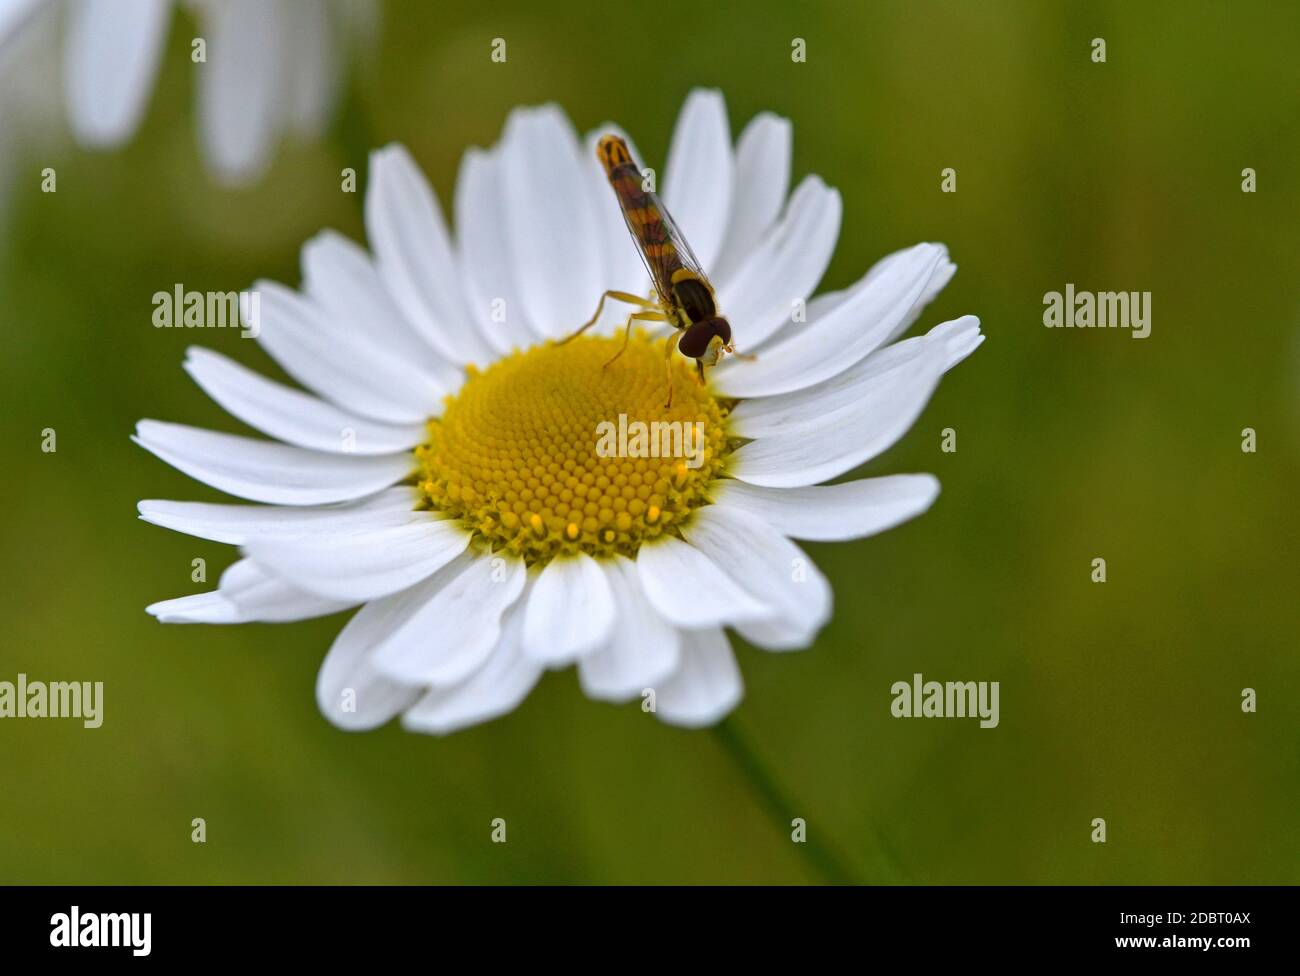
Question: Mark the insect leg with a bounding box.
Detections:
[557,290,660,345]
[603,310,668,368]
[662,331,680,409]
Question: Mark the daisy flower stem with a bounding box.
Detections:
[711,716,901,885]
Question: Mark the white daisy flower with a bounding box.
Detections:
[137,89,983,735]
[0,0,375,184]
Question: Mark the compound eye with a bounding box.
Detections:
[677,320,715,359]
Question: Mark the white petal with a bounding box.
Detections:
[731,615,816,653]
[716,175,841,349]
[252,279,451,424]
[147,558,352,624]
[501,105,604,339]
[634,534,769,629]
[317,602,422,731]
[712,475,940,542]
[864,245,958,345]
[370,551,528,686]
[300,229,455,372]
[712,112,791,285]
[654,627,743,728]
[282,0,336,137]
[680,505,830,651]
[138,486,421,546]
[738,286,848,358]
[775,287,848,344]
[63,0,169,148]
[146,591,236,624]
[729,316,980,438]
[134,419,413,505]
[578,555,680,702]
[728,336,947,488]
[712,242,949,398]
[661,89,733,270]
[400,593,544,735]
[523,552,615,664]
[183,346,426,455]
[0,0,43,47]
[453,147,540,354]
[245,517,471,602]
[195,0,283,184]
[927,313,985,370]
[365,144,494,366]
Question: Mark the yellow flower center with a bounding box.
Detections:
[416,332,732,566]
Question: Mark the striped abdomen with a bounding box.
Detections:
[596,135,682,277]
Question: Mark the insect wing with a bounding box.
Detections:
[607,170,715,310]
[637,185,715,295]
[611,195,674,308]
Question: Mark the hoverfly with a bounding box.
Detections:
[560,134,739,406]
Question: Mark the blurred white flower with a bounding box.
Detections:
[0,2,61,228]
[0,0,376,185]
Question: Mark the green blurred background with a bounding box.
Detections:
[1,0,1297,884]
